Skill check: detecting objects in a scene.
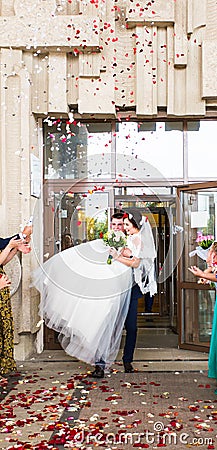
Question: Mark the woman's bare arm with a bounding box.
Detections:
[188,266,217,282]
[0,238,23,265]
[109,248,140,268]
[0,274,11,289]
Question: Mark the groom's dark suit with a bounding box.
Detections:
[0,235,20,250]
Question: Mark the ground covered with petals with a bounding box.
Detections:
[0,365,217,449]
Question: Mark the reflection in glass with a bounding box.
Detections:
[181,189,217,283]
[188,121,217,178]
[183,289,215,344]
[125,186,174,196]
[54,191,109,253]
[43,119,217,181]
[44,120,112,179]
[116,121,183,179]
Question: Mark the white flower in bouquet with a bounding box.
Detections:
[102,230,127,264]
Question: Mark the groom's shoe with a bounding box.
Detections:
[124,362,134,373]
[91,365,105,378]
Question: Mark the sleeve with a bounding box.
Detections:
[0,234,20,250]
[127,220,156,260]
[189,246,210,261]
[127,234,143,258]
[130,219,157,296]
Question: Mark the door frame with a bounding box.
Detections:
[43,180,115,349]
[177,181,217,352]
[44,180,115,260]
[43,182,178,348]
[114,194,177,327]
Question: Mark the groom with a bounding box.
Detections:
[91,211,141,378]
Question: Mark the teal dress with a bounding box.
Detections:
[208,290,217,382]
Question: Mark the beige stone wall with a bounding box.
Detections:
[0,0,217,359]
[2,0,216,117]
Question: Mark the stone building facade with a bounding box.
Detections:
[0,0,217,359]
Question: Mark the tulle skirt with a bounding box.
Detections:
[33,239,133,368]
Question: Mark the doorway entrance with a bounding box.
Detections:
[43,182,177,349]
[113,196,177,332]
[177,181,217,352]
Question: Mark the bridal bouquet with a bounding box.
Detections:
[102,230,127,264]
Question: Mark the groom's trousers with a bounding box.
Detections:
[123,283,142,363]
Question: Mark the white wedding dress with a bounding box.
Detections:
[33,218,157,368]
[33,239,133,368]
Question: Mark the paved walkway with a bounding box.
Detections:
[0,349,216,450]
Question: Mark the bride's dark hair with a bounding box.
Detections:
[123,209,143,230]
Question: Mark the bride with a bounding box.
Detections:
[32,208,156,369]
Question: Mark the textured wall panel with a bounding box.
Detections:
[5,71,22,341]
[173,67,187,116]
[187,0,206,34]
[0,0,14,15]
[14,0,56,17]
[206,0,217,40]
[113,27,136,107]
[79,1,97,15]
[48,53,67,113]
[4,52,22,233]
[0,48,34,339]
[0,0,213,117]
[136,26,157,115]
[186,41,205,114]
[67,53,79,106]
[187,0,193,34]
[157,27,167,107]
[78,2,115,115]
[78,72,115,114]
[174,23,188,67]
[79,52,101,78]
[67,2,79,15]
[0,15,99,49]
[32,54,48,114]
[174,0,187,67]
[167,26,175,115]
[202,40,217,98]
[126,0,175,26]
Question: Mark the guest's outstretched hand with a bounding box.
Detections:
[7,238,31,253]
[17,242,31,254]
[22,225,33,243]
[0,274,11,289]
[8,238,23,249]
[188,266,204,277]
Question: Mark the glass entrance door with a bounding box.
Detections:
[54,190,109,251]
[177,182,217,351]
[114,194,177,330]
[43,182,111,349]
[43,182,177,349]
[43,182,112,258]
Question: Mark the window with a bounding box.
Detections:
[43,118,217,182]
[188,121,217,178]
[116,122,183,180]
[44,119,112,179]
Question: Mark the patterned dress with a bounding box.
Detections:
[0,264,16,375]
